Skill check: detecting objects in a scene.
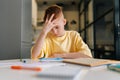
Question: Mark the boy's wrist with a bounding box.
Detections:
[41,30,48,36]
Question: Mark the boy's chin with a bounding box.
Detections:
[54,34,63,37]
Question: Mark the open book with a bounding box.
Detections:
[63,58,120,67]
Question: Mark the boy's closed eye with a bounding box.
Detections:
[55,27,59,29]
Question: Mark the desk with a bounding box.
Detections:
[0,59,120,80]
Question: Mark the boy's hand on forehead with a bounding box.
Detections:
[42,14,58,34]
[45,14,54,23]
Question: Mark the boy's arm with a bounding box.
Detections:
[31,14,57,59]
[31,32,47,59]
[51,52,92,59]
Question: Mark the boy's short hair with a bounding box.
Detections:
[43,5,62,22]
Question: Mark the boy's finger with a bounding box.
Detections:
[48,14,55,22]
[51,18,58,25]
[45,15,49,23]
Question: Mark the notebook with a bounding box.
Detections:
[63,58,120,67]
[107,64,120,72]
[37,66,82,80]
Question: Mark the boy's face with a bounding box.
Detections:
[50,13,66,37]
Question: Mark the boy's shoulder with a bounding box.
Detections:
[65,31,81,39]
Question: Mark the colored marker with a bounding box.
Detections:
[11,65,42,71]
[39,58,63,61]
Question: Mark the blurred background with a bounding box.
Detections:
[0,0,120,60]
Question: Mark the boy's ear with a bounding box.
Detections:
[63,19,67,25]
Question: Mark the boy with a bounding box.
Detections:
[31,5,92,60]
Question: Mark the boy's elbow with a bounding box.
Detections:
[31,51,35,59]
[31,53,38,61]
[82,50,93,58]
[31,47,38,60]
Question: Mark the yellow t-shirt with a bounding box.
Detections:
[32,31,92,59]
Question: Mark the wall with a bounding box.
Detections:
[32,0,37,26]
[0,0,32,60]
[21,0,32,59]
[0,0,21,59]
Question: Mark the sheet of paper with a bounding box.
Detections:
[0,60,66,70]
[21,62,66,69]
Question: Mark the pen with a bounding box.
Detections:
[11,65,42,71]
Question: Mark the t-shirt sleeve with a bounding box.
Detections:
[31,45,45,59]
[31,38,49,59]
[37,38,49,58]
[75,32,92,57]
